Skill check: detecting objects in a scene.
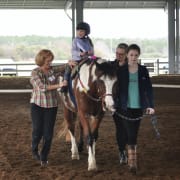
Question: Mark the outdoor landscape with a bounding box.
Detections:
[0,36,168,61]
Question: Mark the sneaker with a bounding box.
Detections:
[41,161,48,167]
[32,152,40,161]
[119,151,127,165]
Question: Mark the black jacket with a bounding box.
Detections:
[115,63,154,110]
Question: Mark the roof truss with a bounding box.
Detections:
[0,0,167,9]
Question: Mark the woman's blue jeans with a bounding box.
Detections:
[31,103,57,161]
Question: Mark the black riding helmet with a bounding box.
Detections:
[76,22,90,35]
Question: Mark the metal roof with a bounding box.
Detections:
[0,0,167,9]
[84,1,167,9]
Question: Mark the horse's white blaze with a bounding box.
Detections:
[88,141,97,171]
[69,130,79,160]
[101,76,116,112]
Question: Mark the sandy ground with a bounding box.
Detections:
[0,77,180,180]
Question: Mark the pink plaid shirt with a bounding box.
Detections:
[30,66,62,108]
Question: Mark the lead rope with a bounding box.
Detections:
[114,111,160,139]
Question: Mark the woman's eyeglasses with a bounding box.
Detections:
[116,52,125,56]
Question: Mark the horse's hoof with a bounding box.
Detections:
[88,166,97,171]
[72,154,80,160]
[88,166,98,171]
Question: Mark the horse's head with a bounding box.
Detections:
[94,59,117,112]
[60,58,117,113]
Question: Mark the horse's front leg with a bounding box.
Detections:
[87,116,102,171]
[87,139,97,171]
[78,122,84,152]
[78,112,97,171]
[68,130,79,160]
[63,107,79,160]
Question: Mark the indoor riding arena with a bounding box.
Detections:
[0,76,180,180]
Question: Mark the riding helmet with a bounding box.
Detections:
[76,22,90,35]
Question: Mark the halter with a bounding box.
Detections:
[73,58,116,113]
[77,69,114,113]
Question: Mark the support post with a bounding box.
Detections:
[168,0,176,74]
[76,0,84,25]
[175,0,180,73]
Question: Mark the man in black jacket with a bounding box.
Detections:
[112,43,129,165]
[115,44,155,174]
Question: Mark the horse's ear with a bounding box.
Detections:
[94,60,103,72]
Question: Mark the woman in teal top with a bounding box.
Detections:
[127,71,140,108]
[116,44,155,174]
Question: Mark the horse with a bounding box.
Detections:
[59,58,117,171]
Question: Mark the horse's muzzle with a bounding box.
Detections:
[102,94,115,112]
[102,101,116,112]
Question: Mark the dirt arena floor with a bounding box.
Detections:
[0,76,180,180]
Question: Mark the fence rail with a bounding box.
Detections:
[0,59,176,77]
[139,59,170,76]
[0,62,64,77]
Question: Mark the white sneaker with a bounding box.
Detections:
[41,160,48,167]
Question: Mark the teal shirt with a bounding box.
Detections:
[127,72,141,108]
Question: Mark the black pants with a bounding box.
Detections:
[31,103,57,161]
[113,113,127,152]
[113,108,142,152]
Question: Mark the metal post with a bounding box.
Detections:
[175,0,180,73]
[76,0,84,25]
[16,64,18,76]
[72,0,76,39]
[157,59,159,75]
[168,0,176,74]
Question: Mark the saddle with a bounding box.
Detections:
[60,57,98,94]
[71,56,97,79]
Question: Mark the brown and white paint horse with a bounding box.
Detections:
[59,58,117,171]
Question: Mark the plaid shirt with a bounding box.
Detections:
[30,65,63,108]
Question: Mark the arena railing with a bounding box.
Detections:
[0,59,179,77]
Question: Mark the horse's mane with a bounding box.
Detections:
[95,59,116,77]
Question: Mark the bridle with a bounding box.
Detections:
[77,71,113,110]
